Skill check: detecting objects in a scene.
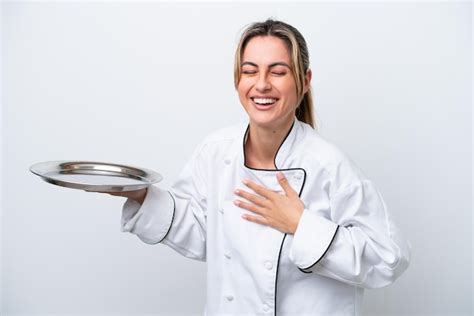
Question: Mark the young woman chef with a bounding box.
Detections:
[107,19,411,315]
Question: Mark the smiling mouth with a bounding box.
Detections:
[251,97,279,106]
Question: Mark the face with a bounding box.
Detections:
[237,35,310,130]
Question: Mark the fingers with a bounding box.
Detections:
[242,179,276,199]
[241,173,297,198]
[233,199,264,215]
[241,213,269,226]
[234,198,270,226]
[276,172,297,197]
[234,189,267,207]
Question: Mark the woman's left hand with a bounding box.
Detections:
[234,172,305,234]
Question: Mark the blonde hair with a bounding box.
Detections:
[234,19,316,129]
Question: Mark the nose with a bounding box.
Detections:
[255,72,271,92]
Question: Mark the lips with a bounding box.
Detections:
[250,97,279,110]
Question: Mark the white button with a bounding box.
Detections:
[226,295,234,301]
[263,304,270,312]
[219,208,224,214]
[225,252,231,259]
[294,173,302,180]
[224,159,231,165]
[264,261,273,270]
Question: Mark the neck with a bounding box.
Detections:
[245,118,295,169]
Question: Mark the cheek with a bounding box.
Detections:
[279,82,299,104]
[289,82,300,102]
[237,84,249,107]
[238,77,252,87]
[237,80,252,98]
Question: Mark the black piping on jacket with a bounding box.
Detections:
[160,119,339,314]
[156,191,176,244]
[298,225,340,273]
[242,120,306,316]
[242,119,340,314]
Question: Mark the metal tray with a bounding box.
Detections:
[30,161,163,192]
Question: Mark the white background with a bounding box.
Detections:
[1,1,472,315]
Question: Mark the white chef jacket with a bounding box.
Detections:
[121,118,411,316]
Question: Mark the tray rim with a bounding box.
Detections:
[30,160,163,192]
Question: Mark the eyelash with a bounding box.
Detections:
[241,71,286,76]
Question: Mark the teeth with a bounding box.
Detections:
[253,98,277,105]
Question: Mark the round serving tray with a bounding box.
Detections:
[30,161,163,192]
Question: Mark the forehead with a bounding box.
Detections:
[242,36,291,64]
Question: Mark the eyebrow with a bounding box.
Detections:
[241,61,291,69]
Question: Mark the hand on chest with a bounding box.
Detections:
[220,168,304,239]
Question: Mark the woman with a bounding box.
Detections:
[110,19,410,315]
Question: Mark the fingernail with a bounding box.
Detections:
[242,179,249,185]
[277,172,285,180]
[234,189,240,195]
[233,200,240,206]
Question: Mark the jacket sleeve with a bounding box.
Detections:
[121,144,208,261]
[289,178,411,289]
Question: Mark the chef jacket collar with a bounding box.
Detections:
[241,117,300,170]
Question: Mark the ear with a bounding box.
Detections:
[303,69,312,94]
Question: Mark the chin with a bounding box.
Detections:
[248,112,291,130]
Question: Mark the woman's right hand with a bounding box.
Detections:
[87,188,148,205]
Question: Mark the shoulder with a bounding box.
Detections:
[193,122,246,156]
[202,122,246,144]
[296,121,366,194]
[296,121,351,168]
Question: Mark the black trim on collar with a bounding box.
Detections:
[242,120,296,170]
[156,191,176,244]
[298,225,340,273]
